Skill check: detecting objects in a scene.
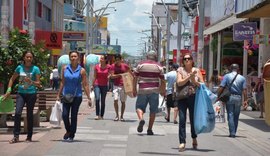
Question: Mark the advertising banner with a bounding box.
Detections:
[233,22,257,41]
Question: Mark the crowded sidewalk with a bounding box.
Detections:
[0,93,269,156]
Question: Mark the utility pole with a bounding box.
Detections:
[29,0,35,44]
[166,6,171,73]
[89,0,94,54]
[198,0,205,68]
[177,0,183,65]
[85,0,90,56]
[157,17,160,62]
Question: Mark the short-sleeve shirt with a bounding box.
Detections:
[134,60,164,94]
[63,64,82,97]
[111,63,129,86]
[220,71,246,95]
[15,64,41,94]
[94,64,111,86]
[164,70,177,95]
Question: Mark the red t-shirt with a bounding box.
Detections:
[111,63,129,86]
[94,64,111,86]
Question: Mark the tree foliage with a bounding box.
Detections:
[0,28,51,91]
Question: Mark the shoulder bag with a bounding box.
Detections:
[62,67,81,104]
[217,74,238,103]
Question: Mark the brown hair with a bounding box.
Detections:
[182,53,194,67]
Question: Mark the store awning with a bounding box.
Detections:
[236,0,270,18]
[204,14,247,35]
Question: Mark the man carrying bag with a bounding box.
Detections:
[217,64,248,138]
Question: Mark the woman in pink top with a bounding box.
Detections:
[92,55,111,120]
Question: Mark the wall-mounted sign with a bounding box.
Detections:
[233,22,257,41]
[92,44,121,54]
[35,30,62,49]
[63,32,86,41]
[253,34,270,45]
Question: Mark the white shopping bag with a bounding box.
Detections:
[89,91,95,108]
[156,95,166,117]
[213,101,225,123]
[50,101,62,126]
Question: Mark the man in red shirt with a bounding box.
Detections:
[110,54,131,121]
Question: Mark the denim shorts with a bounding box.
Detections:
[136,93,159,113]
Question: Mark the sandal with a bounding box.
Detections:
[164,116,170,122]
[192,138,198,149]
[9,137,19,144]
[114,117,119,121]
[120,118,125,122]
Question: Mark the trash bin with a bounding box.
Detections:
[264,79,270,125]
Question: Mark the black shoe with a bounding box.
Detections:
[147,129,154,135]
[174,120,178,124]
[9,137,19,144]
[137,119,145,133]
[229,135,235,138]
[63,132,70,140]
[164,116,170,122]
[25,137,32,142]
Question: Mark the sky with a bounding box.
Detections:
[93,0,178,56]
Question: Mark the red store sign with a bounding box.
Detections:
[35,30,62,49]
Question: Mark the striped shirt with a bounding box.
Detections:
[134,60,164,94]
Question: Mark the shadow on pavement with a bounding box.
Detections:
[213,134,247,138]
[140,151,183,155]
[239,119,270,132]
[50,139,93,143]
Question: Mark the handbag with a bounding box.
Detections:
[62,94,75,103]
[61,66,81,104]
[175,81,195,100]
[218,74,238,103]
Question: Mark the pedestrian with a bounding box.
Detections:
[208,69,223,94]
[256,67,264,118]
[92,55,111,120]
[56,51,91,142]
[110,54,131,121]
[164,64,179,124]
[175,53,204,151]
[50,66,59,90]
[133,50,166,135]
[3,51,41,144]
[217,64,248,138]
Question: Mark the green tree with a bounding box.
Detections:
[0,28,51,92]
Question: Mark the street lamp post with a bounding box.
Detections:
[85,0,124,56]
[144,11,162,63]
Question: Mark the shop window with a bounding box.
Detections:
[44,6,51,22]
[37,2,42,17]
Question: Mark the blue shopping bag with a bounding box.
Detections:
[194,83,215,134]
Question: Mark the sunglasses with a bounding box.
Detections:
[183,57,192,61]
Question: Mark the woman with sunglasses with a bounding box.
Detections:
[175,53,204,151]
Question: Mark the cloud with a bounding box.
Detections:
[133,0,154,7]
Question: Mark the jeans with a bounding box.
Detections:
[52,78,59,90]
[14,93,37,138]
[226,95,242,136]
[94,85,108,117]
[177,94,197,144]
[62,96,82,138]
